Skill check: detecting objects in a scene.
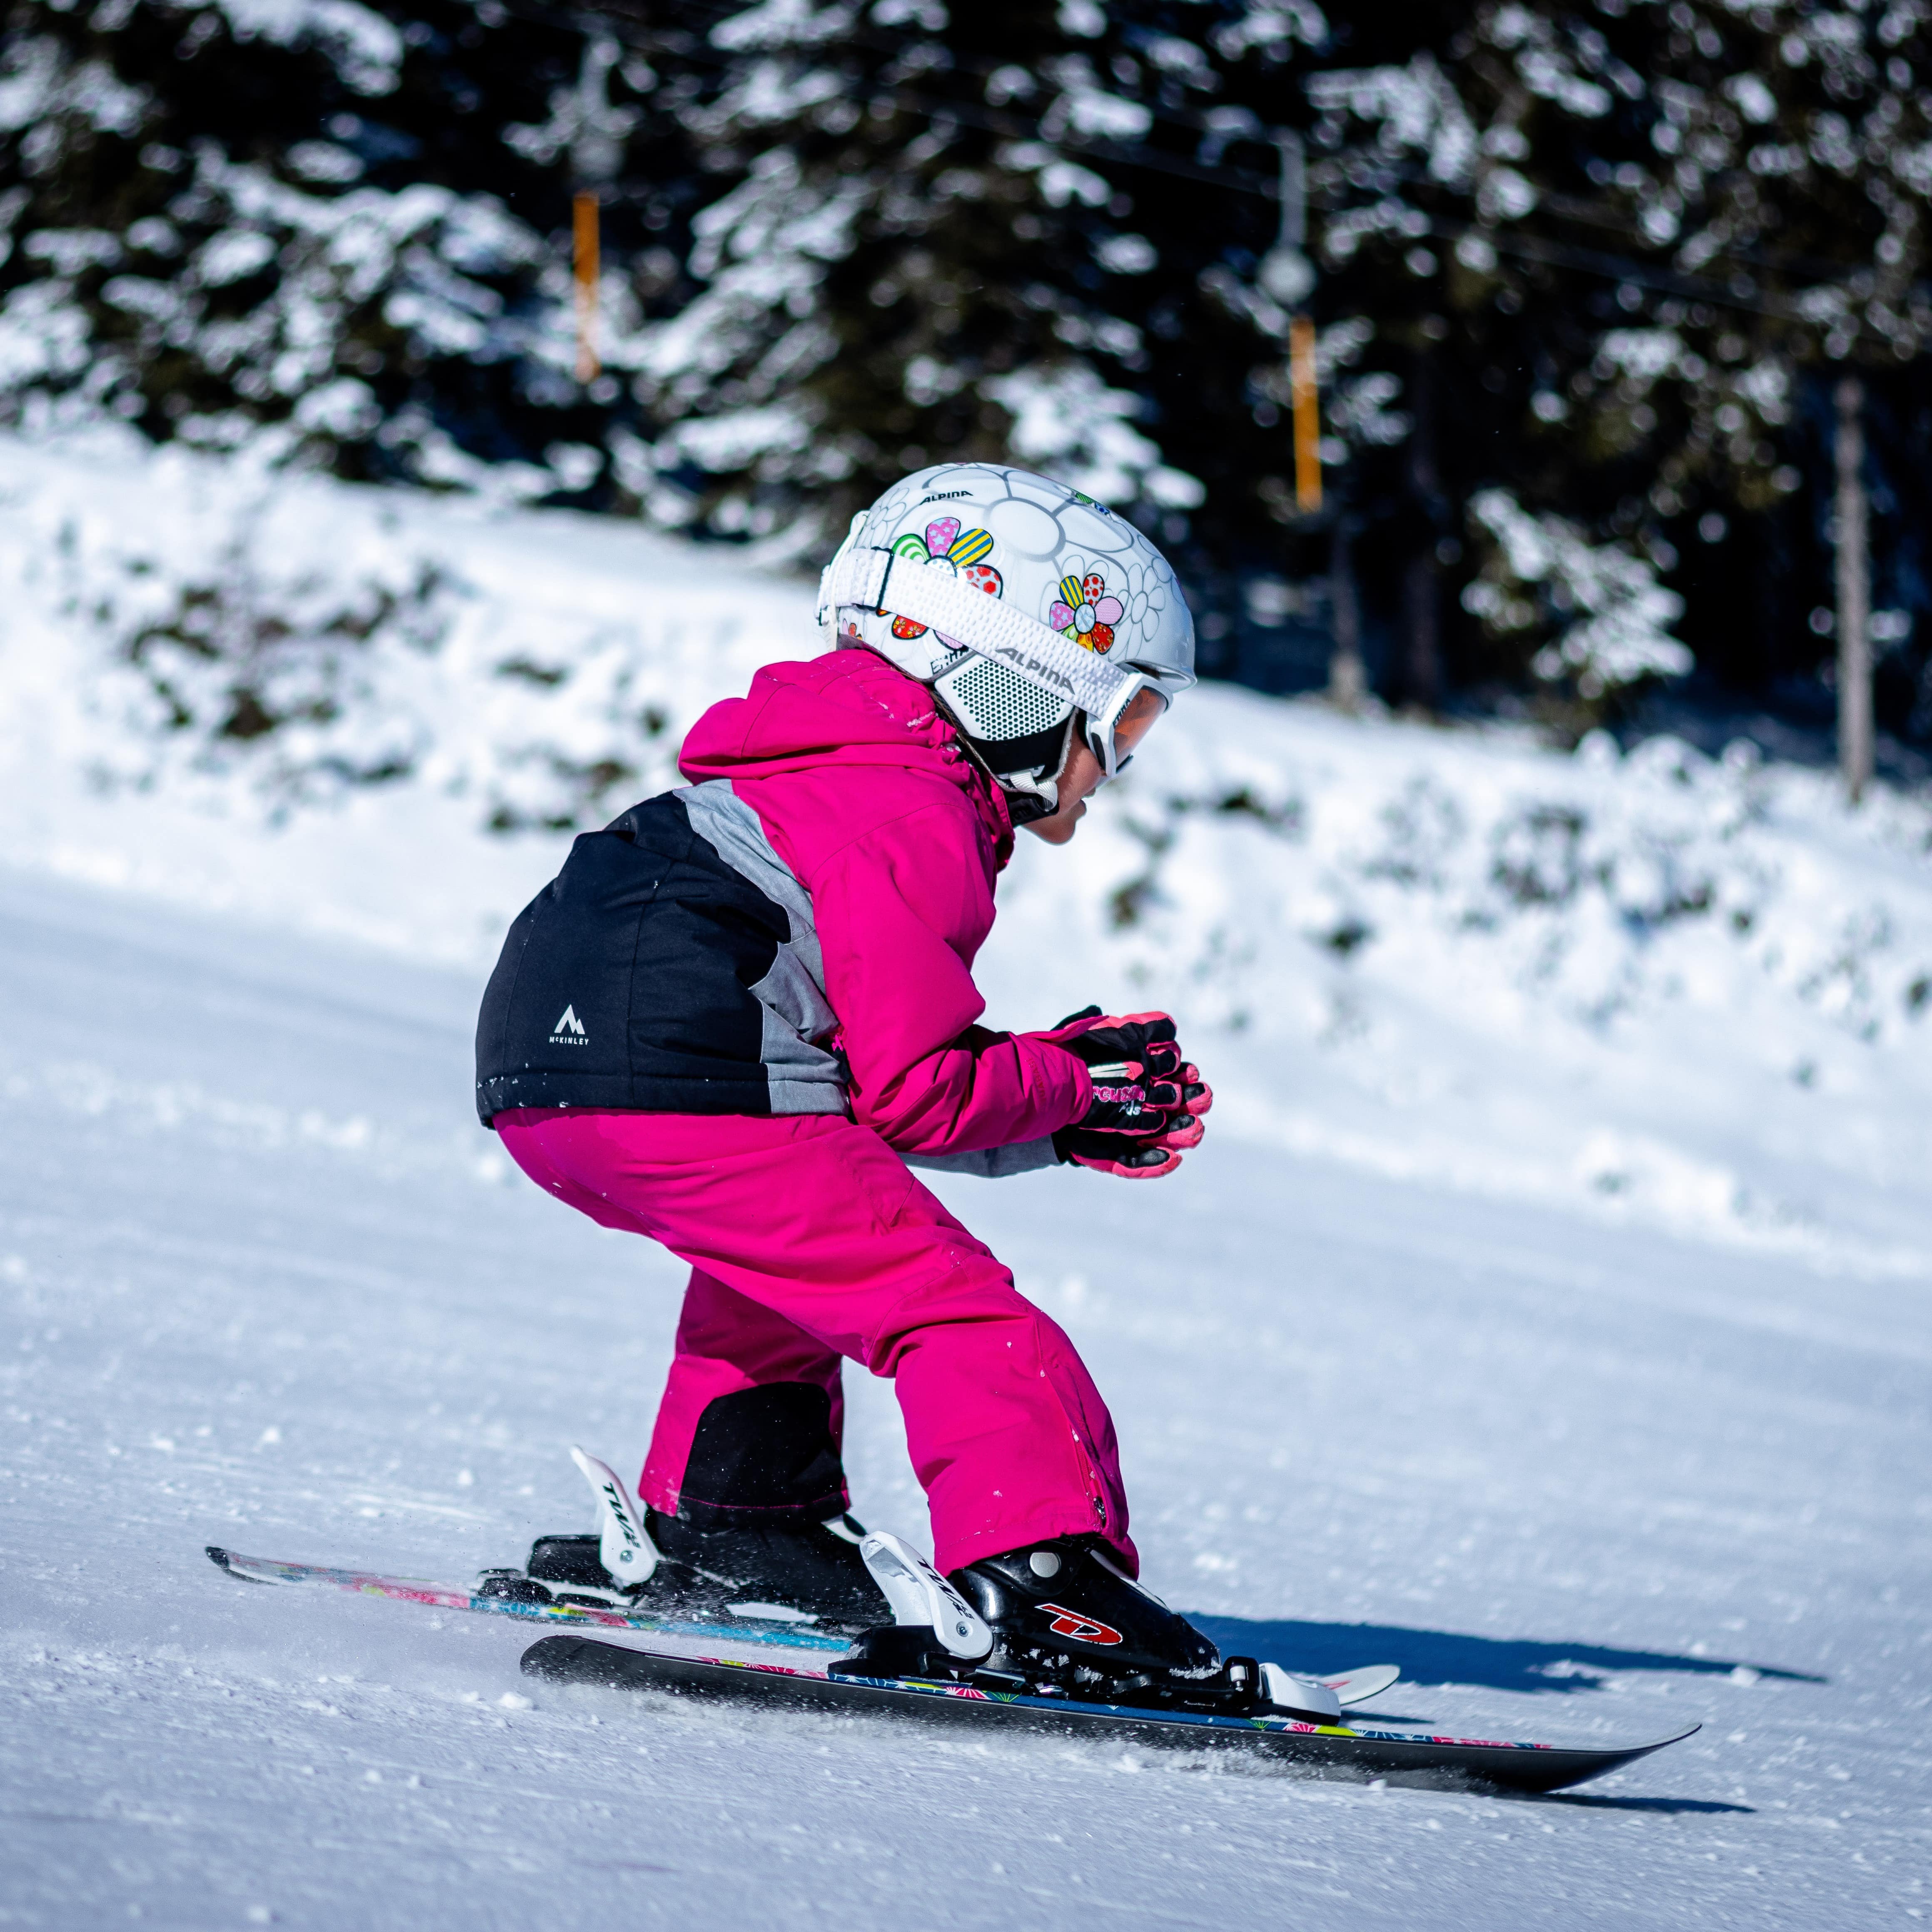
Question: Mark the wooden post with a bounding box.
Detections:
[1835,375,1872,803]
[573,190,601,384]
[1290,314,1322,513]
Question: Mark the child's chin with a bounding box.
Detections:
[1024,802,1083,846]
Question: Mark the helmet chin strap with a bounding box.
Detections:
[998,779,1064,829]
[931,696,1075,828]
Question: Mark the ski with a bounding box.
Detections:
[204,1547,851,1654]
[518,1635,1698,1795]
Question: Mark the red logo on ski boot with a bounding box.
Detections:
[1039,1603,1123,1645]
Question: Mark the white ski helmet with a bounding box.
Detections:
[816,462,1195,819]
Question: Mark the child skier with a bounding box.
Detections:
[475,463,1220,1692]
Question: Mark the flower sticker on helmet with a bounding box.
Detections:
[1048,568,1126,654]
[887,520,1001,638]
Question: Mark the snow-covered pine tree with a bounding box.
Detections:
[1295,5,1693,715]
[1554,0,1932,744]
[617,0,1332,684]
[8,0,1927,734]
[1553,0,1932,506]
[1302,0,1932,729]
[0,0,706,494]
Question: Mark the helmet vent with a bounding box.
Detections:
[939,654,1071,742]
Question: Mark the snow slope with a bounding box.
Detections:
[1,431,1930,1926]
[4,865,1929,1930]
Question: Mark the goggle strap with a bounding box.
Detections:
[820,545,1137,722]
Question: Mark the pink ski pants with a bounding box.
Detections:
[493,1107,1135,1576]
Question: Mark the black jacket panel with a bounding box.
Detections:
[475,794,790,1123]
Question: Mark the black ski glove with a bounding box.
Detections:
[1042,1007,1213,1180]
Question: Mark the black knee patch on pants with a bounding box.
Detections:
[677,1383,846,1525]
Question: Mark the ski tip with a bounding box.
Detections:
[1647,1722,1703,1749]
[1570,1721,1704,1785]
[205,1546,270,1584]
[1555,1721,1703,1785]
[521,1635,610,1685]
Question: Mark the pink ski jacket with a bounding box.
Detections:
[675,649,1091,1158]
[474,648,1092,1160]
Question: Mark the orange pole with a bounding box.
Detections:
[573,191,601,383]
[1290,313,1321,513]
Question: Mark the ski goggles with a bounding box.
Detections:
[1084,680,1171,785]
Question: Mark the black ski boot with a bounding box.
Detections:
[642,1507,885,1631]
[948,1535,1222,1693]
[477,1433,889,1631]
[484,1514,884,1633]
[478,1531,649,1610]
[829,1530,1275,1711]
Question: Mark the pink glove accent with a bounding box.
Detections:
[1046,1008,1212,1180]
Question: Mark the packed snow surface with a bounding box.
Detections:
[2,431,1930,1927]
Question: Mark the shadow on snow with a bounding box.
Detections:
[1187,1613,1823,1697]
[1534,1793,1755,1815]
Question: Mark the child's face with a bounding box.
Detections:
[1022,689,1167,847]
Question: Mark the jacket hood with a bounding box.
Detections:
[678,648,1015,865]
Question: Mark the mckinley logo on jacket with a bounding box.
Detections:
[550,1005,589,1045]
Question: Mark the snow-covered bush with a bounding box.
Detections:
[1462,488,1692,720]
[3,433,786,833]
[100,541,449,807]
[1088,715,1932,1056]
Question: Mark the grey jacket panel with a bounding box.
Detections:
[675,778,846,1116]
[904,1137,1061,1180]
[750,952,846,1116]
[677,779,824,981]
[748,928,839,1042]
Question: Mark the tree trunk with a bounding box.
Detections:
[1402,344,1442,711]
[1835,375,1872,803]
[1402,551,1440,712]
[1328,515,1366,710]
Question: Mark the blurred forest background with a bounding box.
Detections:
[4,0,1932,768]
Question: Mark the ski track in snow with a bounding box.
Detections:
[3,866,1929,1931]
